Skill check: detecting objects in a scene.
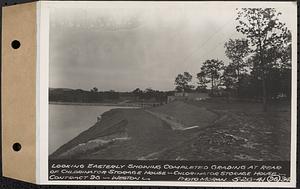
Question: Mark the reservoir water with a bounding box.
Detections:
[49,104,136,154]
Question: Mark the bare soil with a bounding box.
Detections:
[50,99,291,161]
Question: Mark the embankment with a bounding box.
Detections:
[50,101,218,160]
[50,100,290,161]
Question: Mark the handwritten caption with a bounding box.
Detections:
[49,161,290,182]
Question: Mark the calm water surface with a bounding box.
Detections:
[49,104,136,154]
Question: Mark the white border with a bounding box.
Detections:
[37,1,297,187]
[36,0,41,183]
[37,1,50,184]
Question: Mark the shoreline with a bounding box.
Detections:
[49,101,141,107]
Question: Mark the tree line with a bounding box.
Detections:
[49,87,174,103]
[49,88,120,103]
[174,8,291,111]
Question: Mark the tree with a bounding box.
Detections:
[143,88,155,99]
[132,88,143,99]
[224,38,250,95]
[198,59,224,95]
[236,8,290,111]
[132,88,142,94]
[90,87,98,92]
[221,64,237,91]
[196,71,209,92]
[174,72,194,92]
[272,30,292,69]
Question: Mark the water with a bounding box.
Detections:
[49,104,136,154]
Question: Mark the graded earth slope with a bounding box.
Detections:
[50,100,291,161]
[50,101,218,160]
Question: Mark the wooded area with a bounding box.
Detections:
[174,8,292,111]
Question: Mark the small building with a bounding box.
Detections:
[186,92,209,101]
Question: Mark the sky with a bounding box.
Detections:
[49,2,296,92]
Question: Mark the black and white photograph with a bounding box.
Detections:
[46,2,296,182]
[43,1,297,185]
[48,2,295,161]
[1,1,297,187]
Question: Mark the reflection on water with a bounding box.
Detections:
[49,104,136,154]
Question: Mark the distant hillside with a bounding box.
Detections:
[49,88,173,104]
[49,88,121,103]
[49,88,73,92]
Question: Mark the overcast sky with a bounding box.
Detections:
[49,2,296,92]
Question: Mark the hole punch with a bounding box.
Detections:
[11,40,21,49]
[12,143,22,152]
